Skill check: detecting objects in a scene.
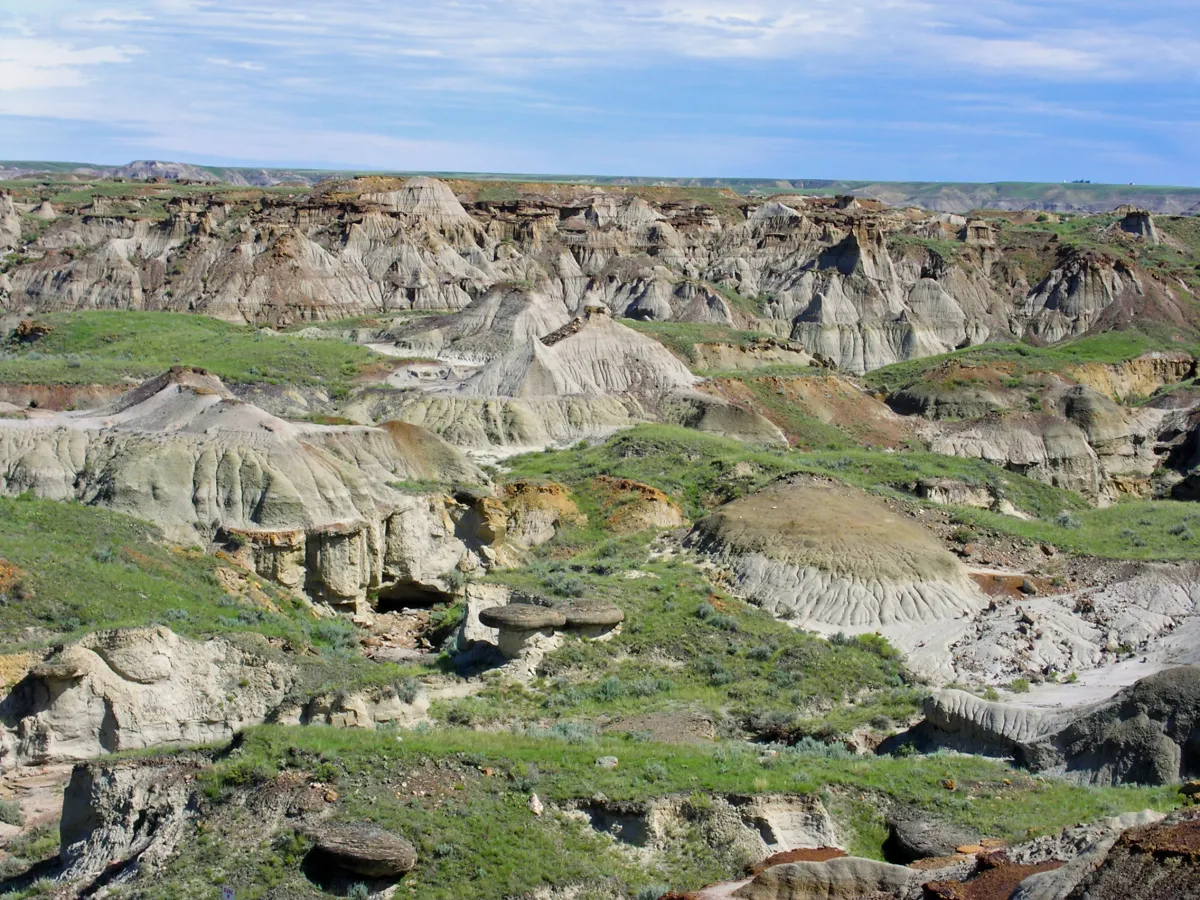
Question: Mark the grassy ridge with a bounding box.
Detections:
[864,331,1194,394]
[0,311,379,391]
[621,319,781,365]
[131,724,1180,900]
[504,425,1084,520]
[0,494,306,647]
[504,425,1200,561]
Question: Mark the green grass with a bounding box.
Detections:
[0,494,309,647]
[504,425,1085,521]
[121,724,1180,900]
[457,527,918,739]
[505,424,1200,562]
[729,378,860,450]
[886,233,963,261]
[693,364,820,379]
[951,499,1200,561]
[0,311,380,391]
[792,449,1089,519]
[620,319,782,366]
[865,331,1197,395]
[504,425,798,517]
[0,493,433,702]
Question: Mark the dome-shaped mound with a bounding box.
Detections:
[687,476,984,630]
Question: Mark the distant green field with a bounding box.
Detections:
[0,310,380,391]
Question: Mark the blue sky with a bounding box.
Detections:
[1,0,1198,183]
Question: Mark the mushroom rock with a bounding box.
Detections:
[558,599,625,640]
[478,603,567,661]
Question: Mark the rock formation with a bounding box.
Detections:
[913,665,1200,785]
[0,625,441,767]
[0,627,293,766]
[4,177,1192,373]
[0,368,496,610]
[462,307,698,398]
[372,308,786,453]
[1117,207,1161,245]
[687,476,986,633]
[303,824,417,877]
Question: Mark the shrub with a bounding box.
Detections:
[549,721,596,744]
[544,573,585,597]
[311,618,359,651]
[1009,678,1031,694]
[747,644,775,661]
[0,799,23,827]
[643,760,668,782]
[708,613,739,632]
[347,884,371,900]
[396,677,421,705]
[629,677,670,697]
[635,887,670,900]
[788,736,854,760]
[593,676,626,702]
[1054,511,1082,530]
[694,601,716,620]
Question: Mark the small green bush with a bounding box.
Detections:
[0,799,23,827]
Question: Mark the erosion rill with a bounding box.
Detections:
[0,169,1198,900]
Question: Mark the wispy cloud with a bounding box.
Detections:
[206,57,265,71]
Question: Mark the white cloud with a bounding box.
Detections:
[0,37,138,91]
[206,57,265,71]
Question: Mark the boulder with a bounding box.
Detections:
[305,824,417,877]
[559,599,625,640]
[479,603,567,661]
[559,599,624,628]
[884,811,980,864]
[732,856,917,899]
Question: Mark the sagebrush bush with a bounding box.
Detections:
[0,799,23,827]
